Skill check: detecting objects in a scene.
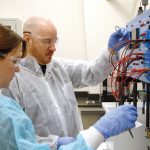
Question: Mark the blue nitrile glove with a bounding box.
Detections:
[108,27,130,51]
[93,104,138,139]
[57,137,76,148]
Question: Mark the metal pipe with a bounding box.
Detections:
[133,82,137,107]
[146,83,150,128]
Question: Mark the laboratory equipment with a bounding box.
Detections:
[107,8,150,150]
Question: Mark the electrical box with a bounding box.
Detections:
[126,9,150,83]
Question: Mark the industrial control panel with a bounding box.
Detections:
[126,9,150,83]
[110,9,150,102]
[109,9,150,147]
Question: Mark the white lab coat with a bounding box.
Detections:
[2,48,117,150]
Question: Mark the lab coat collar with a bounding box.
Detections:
[20,56,53,75]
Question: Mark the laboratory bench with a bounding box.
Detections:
[75,91,105,130]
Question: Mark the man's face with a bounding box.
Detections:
[27,26,57,65]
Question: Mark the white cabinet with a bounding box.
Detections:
[0,18,22,35]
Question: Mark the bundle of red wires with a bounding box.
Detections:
[108,39,149,101]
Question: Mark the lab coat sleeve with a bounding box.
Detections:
[58,134,93,150]
[1,76,59,150]
[1,75,23,106]
[80,126,105,149]
[58,128,104,150]
[36,135,58,150]
[61,48,118,88]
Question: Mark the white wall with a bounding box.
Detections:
[84,0,138,60]
[0,0,149,93]
[0,0,87,60]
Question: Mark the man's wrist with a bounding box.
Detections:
[80,126,105,149]
[108,48,117,55]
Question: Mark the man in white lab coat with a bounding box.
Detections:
[2,16,129,149]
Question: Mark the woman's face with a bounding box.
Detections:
[0,44,22,88]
